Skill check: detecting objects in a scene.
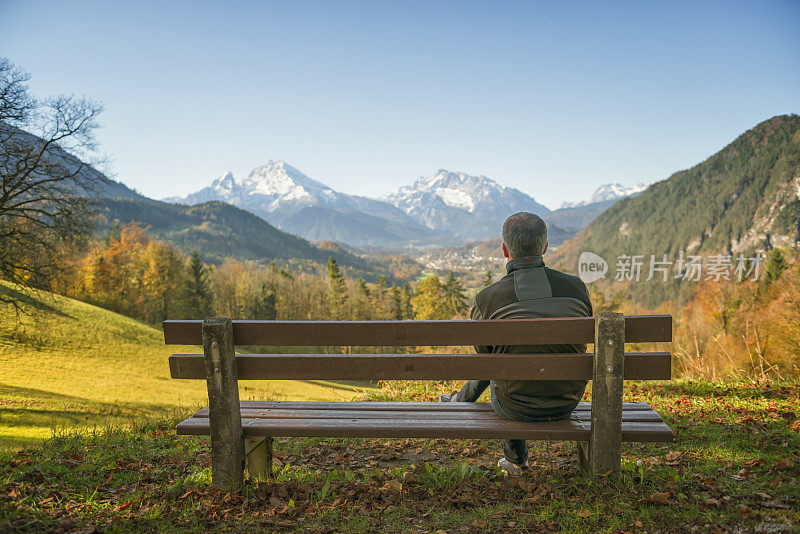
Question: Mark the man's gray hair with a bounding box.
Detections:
[502,212,548,258]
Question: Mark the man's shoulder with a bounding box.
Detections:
[543,266,586,287]
[543,266,591,302]
[475,274,516,312]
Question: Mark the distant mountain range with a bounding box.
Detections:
[168,162,630,246]
[10,112,796,296]
[543,183,648,231]
[545,198,626,231]
[552,114,800,305]
[5,121,640,250]
[1,123,408,281]
[165,162,442,247]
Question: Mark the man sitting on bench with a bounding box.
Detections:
[440,212,593,474]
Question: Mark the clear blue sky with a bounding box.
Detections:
[2,1,798,208]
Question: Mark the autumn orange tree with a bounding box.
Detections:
[76,223,187,322]
[674,247,800,379]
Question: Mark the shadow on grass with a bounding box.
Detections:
[0,382,198,449]
[0,433,44,450]
[0,283,72,318]
[0,382,182,413]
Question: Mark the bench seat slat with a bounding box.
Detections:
[205,400,656,412]
[163,315,672,346]
[169,353,671,381]
[176,416,673,442]
[191,408,663,423]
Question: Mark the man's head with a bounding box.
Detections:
[501,212,548,259]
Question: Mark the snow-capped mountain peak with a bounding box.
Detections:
[560,182,647,209]
[383,169,534,215]
[211,171,238,194]
[437,186,476,211]
[174,160,343,213]
[163,160,443,247]
[382,169,550,240]
[590,182,647,203]
[241,160,333,199]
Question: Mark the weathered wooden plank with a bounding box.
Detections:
[190,408,664,423]
[202,318,245,489]
[176,417,674,442]
[590,312,625,475]
[163,315,672,346]
[169,352,671,381]
[200,401,655,412]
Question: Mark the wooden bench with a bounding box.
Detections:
[164,312,673,489]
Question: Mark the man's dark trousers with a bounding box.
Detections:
[454,380,570,465]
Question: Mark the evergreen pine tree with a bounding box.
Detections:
[443,272,468,317]
[356,277,370,296]
[184,251,213,317]
[764,248,788,284]
[390,286,404,320]
[376,275,388,297]
[401,283,414,319]
[250,282,277,320]
[482,270,494,288]
[326,257,348,319]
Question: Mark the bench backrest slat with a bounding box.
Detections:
[169,352,671,381]
[163,315,672,346]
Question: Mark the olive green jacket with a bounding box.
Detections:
[470,256,593,420]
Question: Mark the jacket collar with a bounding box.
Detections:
[506,256,545,274]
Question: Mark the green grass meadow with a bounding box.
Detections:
[0,283,374,449]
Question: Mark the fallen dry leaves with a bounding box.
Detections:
[641,492,671,505]
[2,381,799,532]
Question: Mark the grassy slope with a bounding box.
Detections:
[0,283,374,448]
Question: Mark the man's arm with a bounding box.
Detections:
[470,300,492,354]
[579,280,593,317]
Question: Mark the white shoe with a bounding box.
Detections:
[498,457,529,475]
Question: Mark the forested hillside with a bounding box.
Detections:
[91,197,403,282]
[553,114,800,305]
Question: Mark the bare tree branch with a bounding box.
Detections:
[0,58,104,313]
